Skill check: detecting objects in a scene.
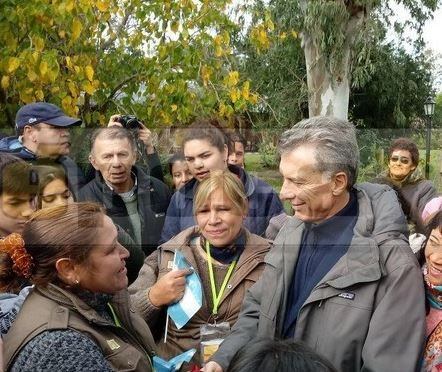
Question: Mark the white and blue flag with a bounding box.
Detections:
[167,250,202,330]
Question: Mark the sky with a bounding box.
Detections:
[423,7,442,56]
[389,2,442,90]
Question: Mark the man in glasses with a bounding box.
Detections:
[373,137,438,234]
[0,102,84,198]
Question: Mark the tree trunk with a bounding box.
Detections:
[301,4,365,120]
[303,33,351,120]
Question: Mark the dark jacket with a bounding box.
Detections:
[160,165,284,243]
[78,165,171,256]
[3,285,156,371]
[212,183,426,372]
[0,136,86,198]
[129,226,271,362]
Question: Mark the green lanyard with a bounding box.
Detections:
[107,303,122,327]
[206,240,237,316]
[107,303,153,369]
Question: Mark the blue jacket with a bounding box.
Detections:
[160,165,284,243]
[0,136,86,198]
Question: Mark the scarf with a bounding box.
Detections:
[200,229,246,264]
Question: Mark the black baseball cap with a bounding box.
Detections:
[15,102,82,133]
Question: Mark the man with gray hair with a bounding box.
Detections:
[78,127,171,260]
[206,116,425,372]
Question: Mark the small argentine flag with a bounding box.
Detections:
[167,250,203,330]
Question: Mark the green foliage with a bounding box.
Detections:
[434,92,442,128]
[350,45,434,129]
[258,140,279,168]
[0,0,258,129]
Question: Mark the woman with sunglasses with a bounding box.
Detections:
[374,138,438,234]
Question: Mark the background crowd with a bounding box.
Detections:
[0,102,441,372]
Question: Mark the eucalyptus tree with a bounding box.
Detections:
[245,0,438,120]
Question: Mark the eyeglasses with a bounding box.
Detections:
[390,156,411,165]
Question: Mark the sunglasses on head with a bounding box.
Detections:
[390,156,411,165]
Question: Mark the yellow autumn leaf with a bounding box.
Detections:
[33,36,45,52]
[65,57,73,69]
[171,104,178,112]
[218,101,226,116]
[92,79,100,88]
[214,35,223,46]
[59,30,66,39]
[82,81,96,95]
[230,88,239,103]
[200,65,212,86]
[257,29,269,48]
[99,114,106,125]
[291,30,298,38]
[19,88,35,104]
[66,0,75,12]
[1,76,10,89]
[96,0,109,12]
[27,70,38,82]
[35,90,44,101]
[68,81,78,97]
[62,96,72,111]
[248,93,259,105]
[32,52,39,63]
[215,45,223,57]
[241,81,250,100]
[226,71,239,87]
[85,65,94,81]
[47,68,59,83]
[279,32,287,40]
[39,61,48,76]
[7,57,20,73]
[72,18,83,41]
[51,86,60,94]
[160,111,171,125]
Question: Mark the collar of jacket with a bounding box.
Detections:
[268,183,409,308]
[95,165,153,196]
[160,226,270,260]
[180,164,255,201]
[159,226,271,304]
[36,284,124,326]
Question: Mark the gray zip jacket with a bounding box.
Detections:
[212,183,426,372]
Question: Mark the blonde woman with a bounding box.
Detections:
[130,170,271,364]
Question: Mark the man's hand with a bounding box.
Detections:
[107,114,123,127]
[137,124,155,154]
[149,269,192,307]
[203,361,223,372]
[107,114,155,155]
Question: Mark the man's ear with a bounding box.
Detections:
[331,172,348,196]
[23,125,37,143]
[89,152,99,171]
[55,258,80,285]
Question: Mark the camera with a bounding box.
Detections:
[117,115,143,130]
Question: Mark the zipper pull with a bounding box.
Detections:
[318,300,323,308]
